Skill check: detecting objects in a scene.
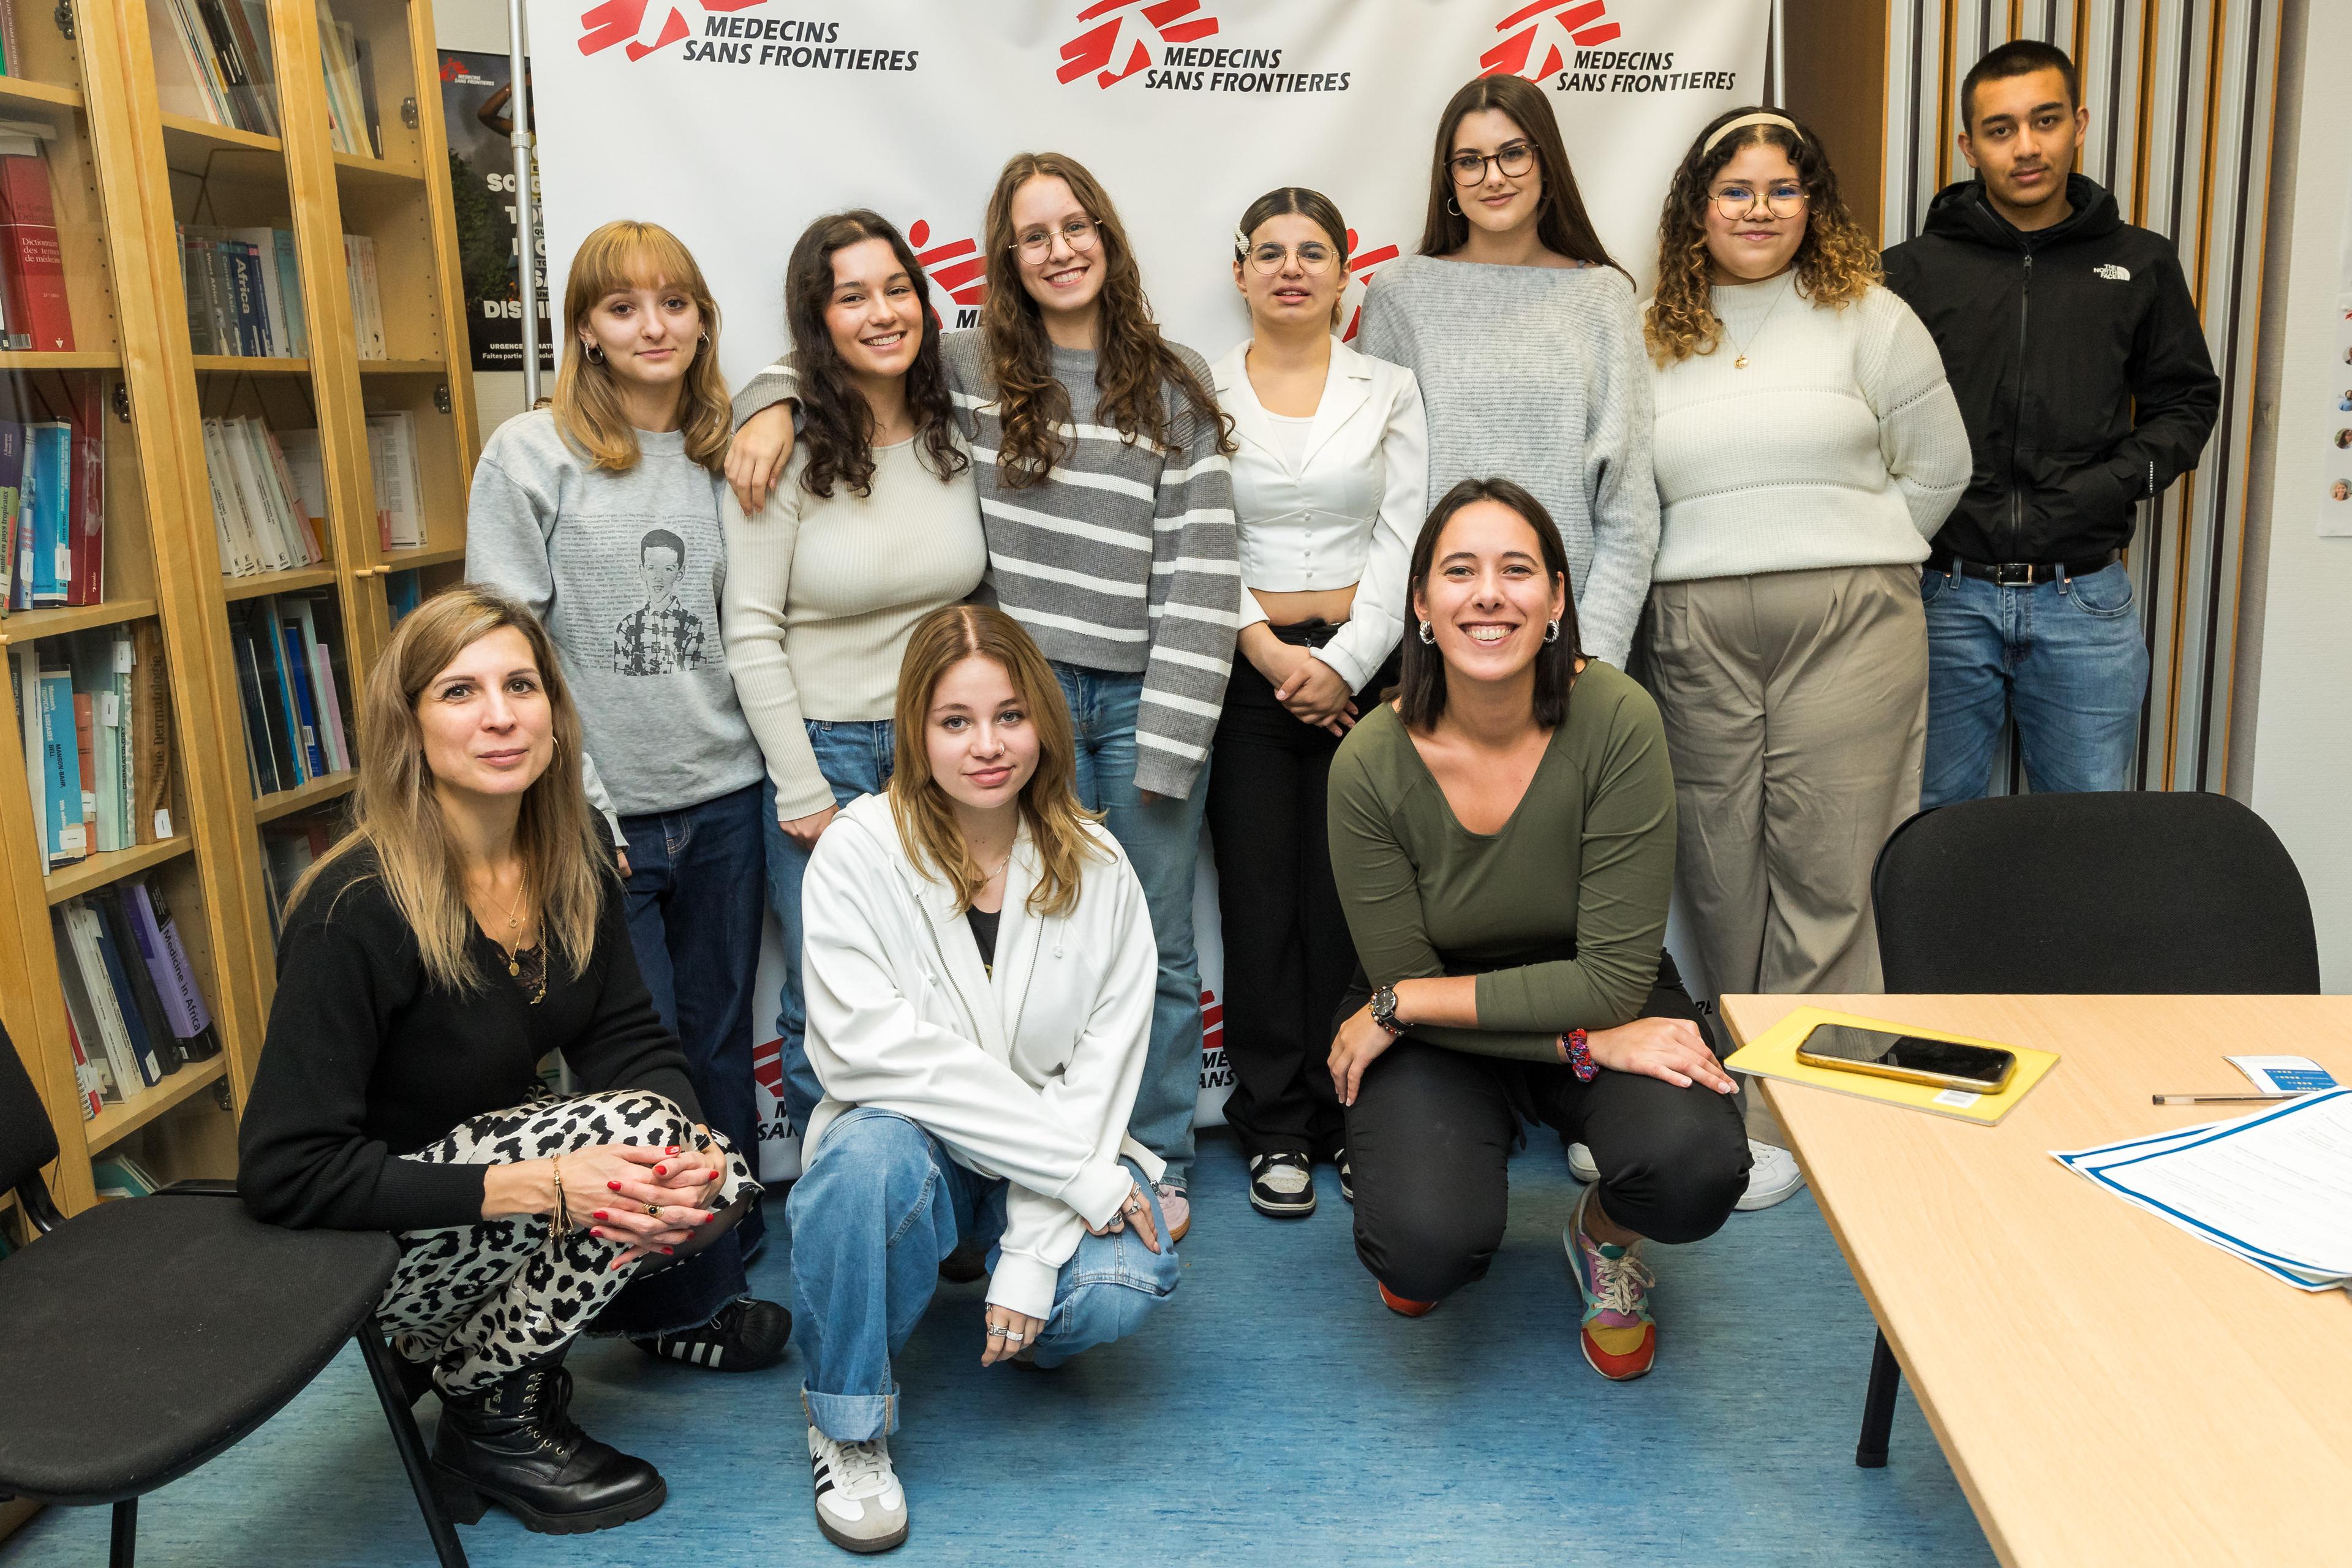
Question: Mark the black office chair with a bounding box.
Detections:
[1853,790,2320,1468]
[0,1025,468,1566]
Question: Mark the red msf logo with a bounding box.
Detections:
[752,1037,784,1099]
[578,0,760,61]
[1058,0,1218,89]
[908,219,988,328]
[1480,0,1621,80]
[1338,230,1402,345]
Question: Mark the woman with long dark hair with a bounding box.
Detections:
[1355,74,1659,671]
[723,154,1238,1240]
[1327,479,1749,1379]
[238,586,767,1534]
[721,209,983,1131]
[1205,186,1425,1217]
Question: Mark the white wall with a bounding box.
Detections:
[2248,0,2352,988]
[435,2,531,437]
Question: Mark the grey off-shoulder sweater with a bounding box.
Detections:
[1355,255,1658,669]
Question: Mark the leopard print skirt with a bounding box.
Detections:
[375,1088,760,1395]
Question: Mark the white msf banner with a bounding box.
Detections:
[529,0,1769,1173]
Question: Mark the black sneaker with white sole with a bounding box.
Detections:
[1334,1147,1352,1203]
[1248,1152,1316,1217]
[627,1294,791,1372]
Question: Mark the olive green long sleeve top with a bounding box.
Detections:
[1327,664,1676,1061]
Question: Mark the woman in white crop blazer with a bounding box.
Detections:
[1205,187,1427,1222]
[785,604,1177,1555]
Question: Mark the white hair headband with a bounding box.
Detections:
[1702,111,1804,157]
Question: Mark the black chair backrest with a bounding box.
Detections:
[1873,791,2320,995]
[1,1020,62,1197]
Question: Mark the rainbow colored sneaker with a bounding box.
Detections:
[1565,1185,1657,1380]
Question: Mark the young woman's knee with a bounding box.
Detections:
[1597,1103,1752,1245]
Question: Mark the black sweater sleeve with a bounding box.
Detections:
[563,883,705,1123]
[236,876,490,1233]
[2105,246,2220,500]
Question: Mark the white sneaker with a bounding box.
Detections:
[1566,1142,1599,1183]
[1736,1140,1805,1211]
[809,1427,908,1553]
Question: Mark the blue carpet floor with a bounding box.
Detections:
[2,1131,1993,1566]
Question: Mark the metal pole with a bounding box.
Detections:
[507,0,541,406]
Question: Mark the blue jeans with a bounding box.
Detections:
[761,720,896,1133]
[787,1108,1180,1439]
[1052,662,1208,1189]
[595,781,764,1334]
[1920,562,2150,809]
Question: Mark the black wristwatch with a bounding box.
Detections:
[1369,983,1405,1037]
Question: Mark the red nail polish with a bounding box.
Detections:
[665,1145,679,1155]
[608,1181,622,1192]
[662,1246,676,1255]
[590,1227,603,1238]
[593,1210,609,1221]
[654,1164,667,1176]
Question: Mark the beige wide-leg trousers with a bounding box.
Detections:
[1642,564,1928,998]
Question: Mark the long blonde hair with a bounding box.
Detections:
[287,586,609,990]
[888,606,1105,919]
[554,219,732,474]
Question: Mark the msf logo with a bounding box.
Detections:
[1059,0,1218,89]
[909,220,989,330]
[1480,0,1621,80]
[578,0,760,61]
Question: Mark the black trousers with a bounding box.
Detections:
[1203,625,1398,1159]
[1341,962,1751,1304]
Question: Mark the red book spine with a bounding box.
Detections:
[0,152,74,353]
[67,375,102,603]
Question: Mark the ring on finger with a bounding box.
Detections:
[644,1204,662,1218]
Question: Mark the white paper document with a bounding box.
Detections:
[2053,1089,2352,1291]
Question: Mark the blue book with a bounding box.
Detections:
[256,597,309,784]
[278,616,326,777]
[225,242,266,356]
[24,420,69,607]
[36,656,81,864]
[82,895,164,1086]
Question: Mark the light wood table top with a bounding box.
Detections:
[1720,994,2352,1568]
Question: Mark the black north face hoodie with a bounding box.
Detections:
[1882,174,2220,567]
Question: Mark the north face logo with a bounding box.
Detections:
[1481,0,1621,80]
[2094,263,2132,282]
[578,0,760,61]
[1059,0,1219,88]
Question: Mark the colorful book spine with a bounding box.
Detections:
[0,146,71,352]
[131,877,218,1055]
[24,418,67,606]
[83,894,167,1083]
[67,377,103,605]
[36,653,81,864]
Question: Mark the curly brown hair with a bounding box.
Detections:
[1645,107,1881,366]
[978,152,1232,488]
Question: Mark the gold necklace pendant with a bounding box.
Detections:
[1734,354,1749,369]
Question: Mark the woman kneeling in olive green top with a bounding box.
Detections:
[1325,477,1751,1381]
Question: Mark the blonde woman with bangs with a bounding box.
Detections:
[785,605,1178,1554]
[237,586,764,1535]
[1637,107,1967,1205]
[467,219,786,1367]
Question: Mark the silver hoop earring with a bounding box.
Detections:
[1544,619,1561,644]
[698,330,710,347]
[585,342,605,364]
[1446,197,1461,217]
[1417,620,1436,646]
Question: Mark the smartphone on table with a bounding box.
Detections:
[1793,1022,2018,1095]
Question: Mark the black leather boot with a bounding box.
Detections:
[430,1354,666,1534]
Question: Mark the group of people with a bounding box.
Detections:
[233,37,2217,1556]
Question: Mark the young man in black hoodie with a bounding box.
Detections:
[1884,40,2218,806]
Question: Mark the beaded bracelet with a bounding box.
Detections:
[1561,1028,1597,1082]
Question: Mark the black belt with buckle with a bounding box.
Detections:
[1928,549,2119,587]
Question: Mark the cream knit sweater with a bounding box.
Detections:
[1645,278,1969,583]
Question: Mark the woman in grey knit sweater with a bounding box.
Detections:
[1356,73,1659,671]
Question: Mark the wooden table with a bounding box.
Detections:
[1720,995,2352,1568]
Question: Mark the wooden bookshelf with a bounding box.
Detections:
[0,0,479,1308]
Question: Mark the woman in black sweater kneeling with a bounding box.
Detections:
[238,584,773,1536]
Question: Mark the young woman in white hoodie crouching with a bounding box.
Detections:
[786,603,1179,1554]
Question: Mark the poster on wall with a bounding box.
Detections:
[439,50,556,374]
[2325,157,2352,538]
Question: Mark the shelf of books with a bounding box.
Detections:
[0,0,475,1328]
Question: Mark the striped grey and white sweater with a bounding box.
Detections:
[731,330,1239,799]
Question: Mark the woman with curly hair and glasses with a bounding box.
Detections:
[1638,108,1969,1199]
[723,155,1238,1242]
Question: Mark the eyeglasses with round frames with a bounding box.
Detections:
[1713,181,1807,221]
[1243,241,1338,276]
[1010,216,1100,261]
[1449,141,1537,186]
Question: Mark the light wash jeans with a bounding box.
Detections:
[786,1107,1181,1440]
[761,720,896,1134]
[1051,662,1210,1190]
[1919,561,2150,809]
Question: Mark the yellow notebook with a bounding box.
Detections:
[1723,1006,2060,1126]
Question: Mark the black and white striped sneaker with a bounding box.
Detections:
[1248,1152,1316,1217]
[810,1427,908,1553]
[627,1295,790,1373]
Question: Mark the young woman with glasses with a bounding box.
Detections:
[1354,72,1658,673]
[723,155,1237,1244]
[1205,187,1425,1218]
[1640,109,1967,1206]
[719,209,984,1136]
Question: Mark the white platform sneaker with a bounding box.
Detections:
[1564,1139,1805,1211]
[809,1427,908,1554]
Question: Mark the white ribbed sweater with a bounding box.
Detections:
[1645,278,1969,583]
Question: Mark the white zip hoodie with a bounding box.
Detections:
[800,791,1166,1319]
